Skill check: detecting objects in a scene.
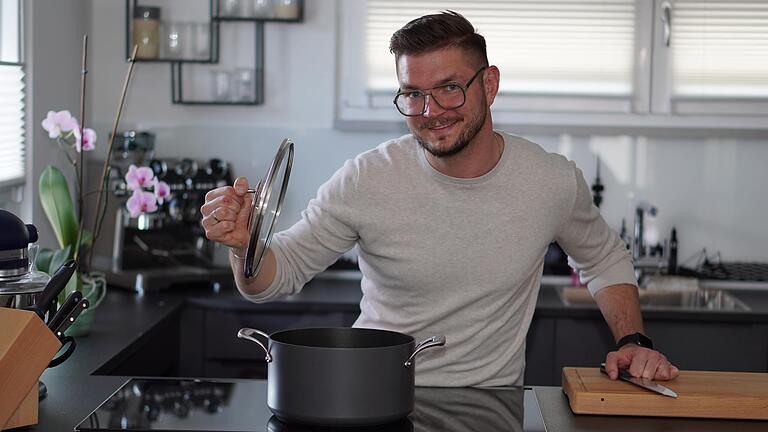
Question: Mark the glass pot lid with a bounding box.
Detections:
[244,139,294,278]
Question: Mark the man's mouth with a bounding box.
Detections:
[424,118,460,131]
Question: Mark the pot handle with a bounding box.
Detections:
[405,335,446,368]
[237,327,273,363]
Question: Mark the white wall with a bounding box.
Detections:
[80,0,768,265]
[20,0,89,251]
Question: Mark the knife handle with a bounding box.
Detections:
[53,298,89,339]
[600,362,633,379]
[48,291,82,332]
[34,259,77,319]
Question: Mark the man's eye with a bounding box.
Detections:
[443,84,460,92]
[405,91,423,99]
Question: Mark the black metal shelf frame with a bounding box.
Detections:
[125,0,302,106]
[171,22,264,105]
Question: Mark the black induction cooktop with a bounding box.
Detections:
[75,378,547,432]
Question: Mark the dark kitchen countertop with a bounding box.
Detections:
[32,278,768,432]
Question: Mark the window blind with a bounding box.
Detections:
[0,66,25,185]
[0,0,25,187]
[366,0,636,96]
[672,0,768,98]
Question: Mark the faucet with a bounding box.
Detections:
[632,201,657,260]
[632,202,667,284]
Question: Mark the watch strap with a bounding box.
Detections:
[615,332,653,351]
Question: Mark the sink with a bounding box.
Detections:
[557,287,751,311]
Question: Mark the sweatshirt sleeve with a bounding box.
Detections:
[240,159,361,303]
[554,162,637,296]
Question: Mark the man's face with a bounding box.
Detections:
[396,47,490,158]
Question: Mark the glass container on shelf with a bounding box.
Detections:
[273,0,300,20]
[234,68,256,102]
[253,0,273,18]
[211,70,233,102]
[133,6,160,59]
[162,21,188,59]
[191,23,211,60]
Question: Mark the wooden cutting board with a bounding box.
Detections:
[562,367,768,420]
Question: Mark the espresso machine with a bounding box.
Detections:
[105,131,235,293]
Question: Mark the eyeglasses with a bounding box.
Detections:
[393,67,487,117]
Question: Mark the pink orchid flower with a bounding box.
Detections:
[153,179,171,204]
[73,128,97,152]
[125,165,156,190]
[126,189,158,217]
[41,110,79,139]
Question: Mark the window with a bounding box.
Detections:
[662,0,768,115]
[337,0,768,131]
[0,0,25,187]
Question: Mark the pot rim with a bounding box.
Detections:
[268,326,416,351]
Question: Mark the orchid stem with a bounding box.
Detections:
[75,35,88,267]
[86,45,138,270]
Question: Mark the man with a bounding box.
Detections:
[201,11,678,386]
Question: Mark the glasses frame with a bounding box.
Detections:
[393,66,488,117]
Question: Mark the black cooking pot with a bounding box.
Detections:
[237,327,445,427]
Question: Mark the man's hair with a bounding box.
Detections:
[389,11,488,68]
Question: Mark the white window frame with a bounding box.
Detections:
[0,0,25,193]
[336,0,768,136]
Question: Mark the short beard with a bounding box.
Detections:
[414,108,486,159]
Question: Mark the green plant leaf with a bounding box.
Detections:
[35,247,54,273]
[60,269,81,306]
[39,165,79,249]
[48,245,72,277]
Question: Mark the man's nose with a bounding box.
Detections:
[422,94,445,118]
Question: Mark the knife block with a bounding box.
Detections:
[0,307,61,430]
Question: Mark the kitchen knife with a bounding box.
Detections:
[51,298,89,340]
[47,290,82,333]
[600,363,678,398]
[30,259,77,320]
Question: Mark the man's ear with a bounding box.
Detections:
[484,65,501,106]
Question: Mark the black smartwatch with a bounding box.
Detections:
[615,332,653,351]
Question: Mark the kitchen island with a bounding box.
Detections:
[31,280,768,431]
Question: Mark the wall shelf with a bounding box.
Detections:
[125,0,302,105]
[171,22,264,105]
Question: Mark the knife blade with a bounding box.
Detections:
[47,291,82,332]
[600,363,678,398]
[52,298,89,340]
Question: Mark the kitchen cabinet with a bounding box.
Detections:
[552,317,768,384]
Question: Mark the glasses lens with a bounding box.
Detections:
[432,85,465,110]
[395,92,424,116]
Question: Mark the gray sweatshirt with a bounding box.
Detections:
[240,132,637,387]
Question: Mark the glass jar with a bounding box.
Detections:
[253,0,273,18]
[211,70,233,102]
[162,21,188,59]
[273,0,301,20]
[234,68,256,102]
[133,6,161,59]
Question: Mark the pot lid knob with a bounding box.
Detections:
[0,209,37,250]
[0,209,38,280]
